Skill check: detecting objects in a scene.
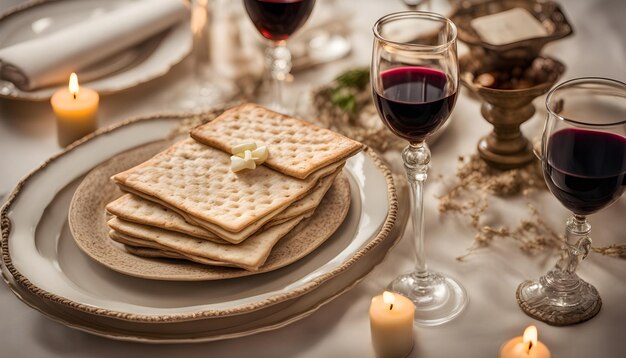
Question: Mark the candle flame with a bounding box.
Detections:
[523,325,538,353]
[69,73,79,99]
[191,0,208,35]
[383,291,395,310]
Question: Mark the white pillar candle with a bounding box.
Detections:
[500,326,551,358]
[369,291,414,358]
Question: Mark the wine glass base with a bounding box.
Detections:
[177,81,228,111]
[254,84,292,114]
[262,102,291,115]
[387,271,468,326]
[516,273,602,326]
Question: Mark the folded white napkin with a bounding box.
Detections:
[0,0,188,91]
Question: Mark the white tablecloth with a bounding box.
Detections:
[1,1,625,357]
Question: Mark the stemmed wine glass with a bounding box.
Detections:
[178,0,239,110]
[243,0,316,113]
[371,11,467,325]
[401,0,430,11]
[517,78,626,325]
[401,0,457,15]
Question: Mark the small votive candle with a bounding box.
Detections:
[51,73,99,147]
[500,325,551,358]
[370,291,415,358]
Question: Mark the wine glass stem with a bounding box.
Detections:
[403,142,431,277]
[191,0,212,72]
[265,40,292,111]
[555,215,592,274]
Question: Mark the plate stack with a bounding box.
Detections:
[1,104,405,342]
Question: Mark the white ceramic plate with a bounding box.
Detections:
[0,188,408,343]
[1,113,400,324]
[0,0,192,101]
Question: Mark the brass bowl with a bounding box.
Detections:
[451,0,573,62]
[460,56,566,169]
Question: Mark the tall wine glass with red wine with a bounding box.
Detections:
[243,0,315,112]
[371,11,467,325]
[517,78,626,325]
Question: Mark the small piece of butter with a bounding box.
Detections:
[244,149,253,162]
[230,142,268,172]
[251,146,268,164]
[231,142,257,155]
[230,155,256,172]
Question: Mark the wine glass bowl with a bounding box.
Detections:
[541,79,626,215]
[372,12,458,144]
[372,11,467,326]
[244,0,315,41]
[243,0,316,112]
[516,78,626,326]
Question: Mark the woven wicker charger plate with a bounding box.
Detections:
[68,140,352,281]
[1,111,399,325]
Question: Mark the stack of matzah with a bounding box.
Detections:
[105,104,364,271]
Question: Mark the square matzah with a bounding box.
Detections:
[190,103,364,179]
[112,138,327,233]
[108,212,305,271]
[106,168,338,243]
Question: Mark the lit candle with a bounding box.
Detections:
[369,291,414,358]
[51,73,99,147]
[500,326,551,358]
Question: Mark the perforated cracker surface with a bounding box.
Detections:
[107,168,339,242]
[112,138,321,233]
[190,103,364,179]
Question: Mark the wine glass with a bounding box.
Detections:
[243,0,316,113]
[517,78,626,325]
[178,0,238,110]
[371,11,467,325]
[401,0,457,15]
[401,0,430,11]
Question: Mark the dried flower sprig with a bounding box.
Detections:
[438,154,626,260]
[313,68,405,152]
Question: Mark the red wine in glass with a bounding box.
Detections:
[243,0,315,41]
[372,12,467,326]
[544,128,626,215]
[373,66,457,143]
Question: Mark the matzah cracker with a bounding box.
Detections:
[108,214,305,271]
[123,244,239,266]
[124,244,187,260]
[106,168,339,243]
[275,168,338,219]
[107,195,227,243]
[110,232,235,266]
[190,103,364,179]
[137,161,342,241]
[112,138,338,233]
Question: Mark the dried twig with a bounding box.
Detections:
[438,154,626,260]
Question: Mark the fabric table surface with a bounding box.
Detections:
[0,0,624,357]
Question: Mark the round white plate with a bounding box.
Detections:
[0,0,192,101]
[1,195,408,342]
[1,113,400,324]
